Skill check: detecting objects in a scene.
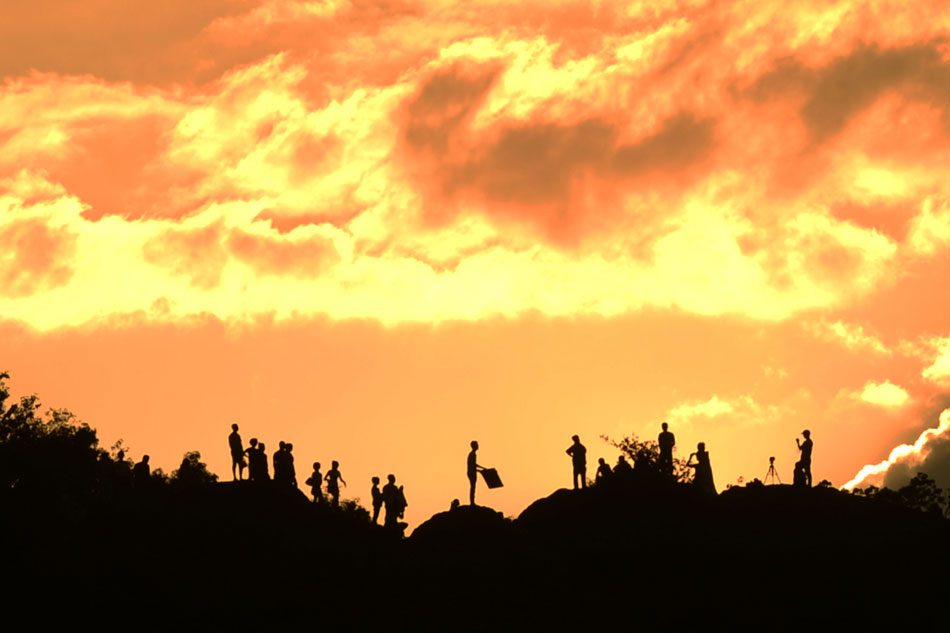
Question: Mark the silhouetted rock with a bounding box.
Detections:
[410,504,511,548]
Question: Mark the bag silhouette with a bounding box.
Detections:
[480,468,503,489]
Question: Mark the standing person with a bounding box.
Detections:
[244,438,260,481]
[687,442,716,495]
[370,477,383,525]
[285,443,297,488]
[305,462,323,503]
[229,424,245,481]
[133,455,150,489]
[273,441,288,485]
[796,430,813,488]
[382,474,406,528]
[257,443,270,481]
[566,435,587,489]
[467,441,484,506]
[658,422,676,478]
[324,461,346,507]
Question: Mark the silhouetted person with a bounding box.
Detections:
[306,462,323,503]
[468,441,485,505]
[450,498,460,510]
[595,457,612,484]
[566,435,587,489]
[285,443,297,487]
[325,461,346,507]
[796,430,813,487]
[133,455,150,488]
[687,442,716,495]
[273,441,288,485]
[244,438,260,481]
[382,474,407,528]
[614,455,632,475]
[115,449,132,490]
[257,442,270,481]
[793,460,807,487]
[371,476,383,525]
[658,422,675,478]
[228,423,245,481]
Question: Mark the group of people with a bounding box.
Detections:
[560,424,815,495]
[227,421,817,525]
[228,424,408,528]
[228,424,299,487]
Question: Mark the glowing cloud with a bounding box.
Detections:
[843,408,950,490]
[857,380,910,408]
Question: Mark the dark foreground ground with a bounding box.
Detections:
[3,472,947,630]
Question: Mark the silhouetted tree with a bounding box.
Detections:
[852,474,948,517]
[0,371,102,500]
[170,451,218,487]
[601,434,694,484]
[897,472,945,516]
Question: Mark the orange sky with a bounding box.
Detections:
[4,0,950,524]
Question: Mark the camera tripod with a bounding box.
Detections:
[764,457,781,485]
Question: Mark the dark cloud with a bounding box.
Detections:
[446,118,616,204]
[611,113,715,174]
[404,64,500,153]
[0,218,75,297]
[400,64,717,243]
[749,42,950,141]
[422,111,714,242]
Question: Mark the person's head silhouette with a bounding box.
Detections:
[249,437,258,447]
[598,457,606,466]
[572,434,580,443]
[279,441,286,450]
[471,441,478,450]
[286,443,293,452]
[802,429,811,439]
[142,455,149,463]
[332,460,339,469]
[662,422,669,431]
[232,423,239,431]
[697,442,705,452]
[372,476,380,485]
[313,462,320,470]
[388,474,396,484]
[259,443,266,452]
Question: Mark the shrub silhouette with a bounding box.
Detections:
[602,433,694,484]
[171,451,218,487]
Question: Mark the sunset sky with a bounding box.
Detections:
[4,0,950,525]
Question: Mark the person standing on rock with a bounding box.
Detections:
[566,435,587,489]
[468,441,485,506]
[658,422,675,479]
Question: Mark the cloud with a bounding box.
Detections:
[844,404,950,490]
[857,380,910,408]
[922,336,950,384]
[807,320,890,355]
[748,42,950,140]
[2,1,950,330]
[666,395,769,432]
[0,217,76,297]
[0,0,260,83]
